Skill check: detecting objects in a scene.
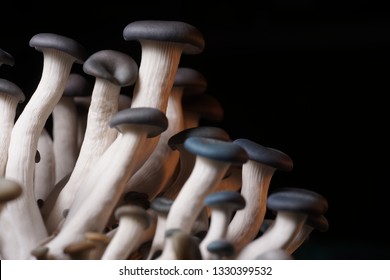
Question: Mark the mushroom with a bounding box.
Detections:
[44,49,138,234]
[0,78,25,176]
[199,190,246,259]
[206,239,235,260]
[146,196,174,259]
[84,231,110,260]
[42,107,168,259]
[164,136,248,236]
[236,187,328,260]
[1,33,87,259]
[225,138,294,253]
[101,205,152,260]
[122,20,205,169]
[63,241,96,260]
[160,126,231,200]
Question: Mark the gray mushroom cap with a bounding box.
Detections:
[0,48,15,67]
[184,136,248,165]
[267,187,329,215]
[29,33,88,64]
[0,78,25,103]
[174,67,208,95]
[168,126,230,150]
[115,205,151,230]
[123,20,205,55]
[83,49,138,87]
[109,107,168,138]
[204,190,246,212]
[63,73,93,97]
[233,138,294,172]
[0,177,22,203]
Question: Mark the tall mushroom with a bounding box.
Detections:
[122,20,205,168]
[1,33,87,259]
[225,138,294,253]
[42,107,168,259]
[43,49,138,233]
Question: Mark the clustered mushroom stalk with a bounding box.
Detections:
[0,19,330,260]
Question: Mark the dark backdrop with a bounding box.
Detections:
[1,1,389,259]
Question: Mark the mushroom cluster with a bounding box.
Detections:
[0,20,329,260]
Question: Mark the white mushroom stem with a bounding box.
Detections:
[0,79,25,176]
[52,93,79,184]
[124,87,183,199]
[34,128,55,204]
[1,46,83,259]
[101,205,151,260]
[44,79,122,233]
[236,211,307,260]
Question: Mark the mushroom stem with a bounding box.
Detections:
[1,33,86,259]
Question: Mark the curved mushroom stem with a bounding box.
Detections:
[1,33,87,259]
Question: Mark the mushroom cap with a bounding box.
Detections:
[118,94,132,111]
[83,49,138,87]
[184,136,248,165]
[150,197,174,215]
[233,138,294,172]
[204,190,246,212]
[123,20,205,55]
[29,33,88,64]
[115,205,151,229]
[206,239,235,257]
[109,107,168,138]
[123,191,150,209]
[165,228,203,260]
[168,126,230,150]
[0,177,22,203]
[85,231,110,244]
[63,241,96,257]
[182,93,224,122]
[31,246,49,260]
[0,48,15,67]
[267,187,329,215]
[173,67,208,95]
[63,73,93,97]
[0,78,25,103]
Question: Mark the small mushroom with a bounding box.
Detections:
[0,177,22,213]
[101,205,152,260]
[206,239,235,260]
[226,138,294,252]
[1,33,87,259]
[0,48,15,67]
[63,241,96,260]
[84,231,110,260]
[199,190,246,259]
[236,187,328,259]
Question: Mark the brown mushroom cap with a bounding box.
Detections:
[29,33,88,64]
[123,20,205,55]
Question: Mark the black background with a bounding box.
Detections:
[1,1,389,259]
